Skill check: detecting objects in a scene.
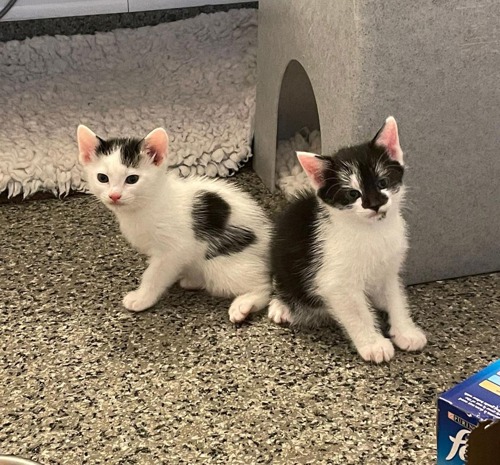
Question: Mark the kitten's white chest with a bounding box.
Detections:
[318,212,407,289]
[117,211,166,256]
[119,217,152,254]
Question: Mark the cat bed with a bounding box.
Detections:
[0,9,257,198]
[275,127,320,198]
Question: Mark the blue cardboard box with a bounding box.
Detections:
[437,359,500,464]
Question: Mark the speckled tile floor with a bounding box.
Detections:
[0,169,498,465]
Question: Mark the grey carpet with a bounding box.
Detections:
[0,170,498,464]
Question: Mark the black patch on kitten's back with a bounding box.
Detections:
[192,191,256,260]
[271,193,325,310]
[95,137,143,168]
[192,191,230,235]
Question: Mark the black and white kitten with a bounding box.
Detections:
[269,117,427,363]
[77,125,271,322]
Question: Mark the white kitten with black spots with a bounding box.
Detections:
[77,125,271,322]
[269,117,427,363]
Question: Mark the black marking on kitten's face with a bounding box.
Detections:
[316,142,404,211]
[95,137,144,168]
[192,191,256,260]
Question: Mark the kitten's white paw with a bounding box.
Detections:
[228,295,256,323]
[357,338,395,363]
[123,290,157,312]
[268,298,294,325]
[228,291,271,323]
[391,326,427,351]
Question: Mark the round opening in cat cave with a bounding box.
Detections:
[275,59,321,196]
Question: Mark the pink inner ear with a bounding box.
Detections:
[144,128,169,166]
[77,125,99,165]
[375,117,403,163]
[297,151,325,189]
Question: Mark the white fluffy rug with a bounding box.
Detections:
[0,9,257,198]
[275,127,320,198]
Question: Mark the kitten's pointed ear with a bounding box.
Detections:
[77,125,100,165]
[297,151,328,190]
[144,128,169,165]
[373,116,403,164]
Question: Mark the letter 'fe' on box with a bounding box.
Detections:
[437,359,500,465]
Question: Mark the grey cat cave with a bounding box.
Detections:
[253,0,500,284]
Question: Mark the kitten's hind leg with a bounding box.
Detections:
[228,288,271,324]
[179,269,205,291]
[268,297,294,324]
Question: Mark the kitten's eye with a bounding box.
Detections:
[377,178,389,189]
[97,173,109,183]
[347,190,361,201]
[125,175,139,184]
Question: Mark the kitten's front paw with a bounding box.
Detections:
[390,326,427,351]
[268,298,294,325]
[357,338,395,363]
[123,290,158,312]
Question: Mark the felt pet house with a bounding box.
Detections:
[253,0,500,284]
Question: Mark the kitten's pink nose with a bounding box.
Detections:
[109,192,122,203]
